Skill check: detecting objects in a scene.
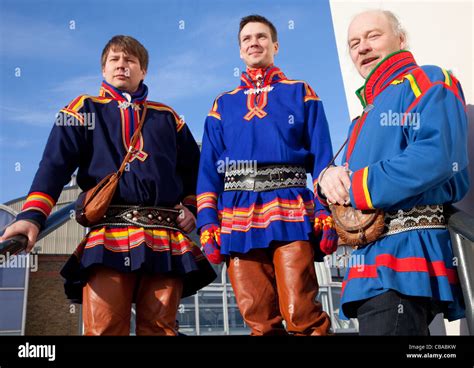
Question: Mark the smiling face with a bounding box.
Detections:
[348,11,406,79]
[239,22,279,69]
[102,48,146,93]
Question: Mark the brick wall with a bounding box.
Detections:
[25,255,81,335]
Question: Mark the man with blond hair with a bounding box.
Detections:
[317,10,469,335]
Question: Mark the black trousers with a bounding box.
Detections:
[354,290,442,336]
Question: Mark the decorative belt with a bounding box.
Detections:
[224,164,307,192]
[90,205,181,231]
[381,204,446,238]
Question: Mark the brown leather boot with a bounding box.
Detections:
[227,249,287,336]
[273,241,331,336]
[82,265,136,335]
[134,273,183,336]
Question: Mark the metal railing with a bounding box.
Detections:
[0,203,75,257]
[447,206,474,335]
[0,202,473,335]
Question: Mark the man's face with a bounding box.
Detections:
[348,12,406,79]
[239,22,279,69]
[102,49,146,93]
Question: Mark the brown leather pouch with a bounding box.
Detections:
[74,104,148,227]
[75,173,120,227]
[329,204,385,247]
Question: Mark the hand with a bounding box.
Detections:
[0,220,40,253]
[318,165,352,205]
[174,204,196,233]
[314,212,338,255]
[200,224,224,264]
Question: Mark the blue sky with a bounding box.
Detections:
[0,0,349,203]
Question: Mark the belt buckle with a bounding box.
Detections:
[269,171,282,182]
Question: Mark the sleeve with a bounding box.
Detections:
[349,83,469,210]
[176,118,201,217]
[15,105,87,229]
[302,83,334,212]
[196,97,226,231]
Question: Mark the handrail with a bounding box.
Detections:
[447,205,474,242]
[0,202,76,257]
[447,205,474,335]
[0,201,472,334]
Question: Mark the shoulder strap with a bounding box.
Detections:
[117,103,148,177]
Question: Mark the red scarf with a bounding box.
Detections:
[246,65,273,87]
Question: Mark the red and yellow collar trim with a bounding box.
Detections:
[240,65,286,88]
[356,50,418,107]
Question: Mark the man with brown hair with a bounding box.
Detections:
[1,35,216,335]
[197,15,335,335]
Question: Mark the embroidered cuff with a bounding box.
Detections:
[349,167,374,210]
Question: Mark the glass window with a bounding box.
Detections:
[0,253,29,335]
[0,290,24,333]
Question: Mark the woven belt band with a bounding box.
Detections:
[382,204,445,238]
[90,205,181,231]
[224,164,307,192]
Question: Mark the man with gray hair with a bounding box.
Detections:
[317,10,469,335]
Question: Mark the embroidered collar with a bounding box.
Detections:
[99,80,148,105]
[240,65,286,89]
[355,50,418,107]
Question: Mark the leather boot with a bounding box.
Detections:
[227,249,287,336]
[273,241,331,335]
[135,273,183,336]
[82,265,136,335]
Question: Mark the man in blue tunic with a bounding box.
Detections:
[0,35,215,335]
[317,10,469,335]
[197,15,336,335]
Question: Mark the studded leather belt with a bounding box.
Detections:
[376,205,446,237]
[351,205,446,250]
[224,164,307,192]
[90,205,181,231]
[382,204,446,238]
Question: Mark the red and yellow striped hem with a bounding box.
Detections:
[220,197,315,233]
[343,254,459,285]
[84,226,196,255]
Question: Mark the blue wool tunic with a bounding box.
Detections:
[197,66,334,255]
[16,81,216,299]
[323,51,469,321]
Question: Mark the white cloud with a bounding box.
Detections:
[0,136,39,149]
[0,11,90,61]
[0,105,56,127]
[48,74,100,95]
[146,50,231,101]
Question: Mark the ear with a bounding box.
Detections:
[399,34,407,50]
[273,41,279,55]
[102,67,106,79]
